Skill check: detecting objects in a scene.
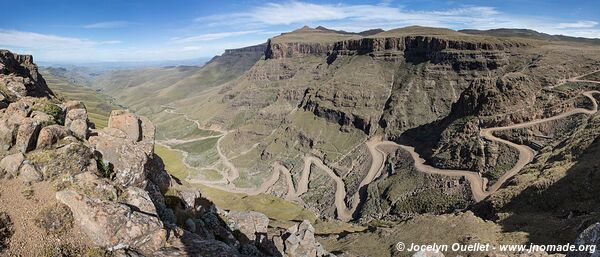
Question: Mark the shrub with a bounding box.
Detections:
[34,203,74,235]
[0,212,12,252]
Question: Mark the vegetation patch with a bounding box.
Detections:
[34,203,74,235]
[392,188,465,214]
[0,212,12,252]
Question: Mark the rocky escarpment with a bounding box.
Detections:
[223,43,267,56]
[0,49,334,256]
[266,34,526,64]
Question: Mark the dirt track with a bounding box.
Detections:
[160,81,600,221]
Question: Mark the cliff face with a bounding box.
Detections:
[265,35,527,60]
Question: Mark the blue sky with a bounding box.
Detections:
[1,0,599,63]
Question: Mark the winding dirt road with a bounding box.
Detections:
[399,90,599,201]
[160,80,599,221]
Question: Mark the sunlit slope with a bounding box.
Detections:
[41,69,121,128]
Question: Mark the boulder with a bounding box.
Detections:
[4,99,32,125]
[0,152,24,178]
[124,186,158,215]
[91,132,149,187]
[30,110,54,124]
[227,211,269,242]
[15,117,41,152]
[567,223,600,257]
[65,108,87,127]
[36,125,70,149]
[34,142,96,179]
[90,110,158,188]
[72,172,118,201]
[69,119,88,140]
[174,189,216,214]
[0,120,17,151]
[139,116,155,142]
[63,100,85,112]
[56,190,166,254]
[278,220,332,257]
[108,110,142,142]
[18,163,42,183]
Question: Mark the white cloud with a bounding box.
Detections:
[557,21,598,29]
[193,1,600,39]
[194,2,501,28]
[171,30,262,44]
[0,29,120,49]
[83,21,131,29]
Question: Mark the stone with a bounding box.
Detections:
[91,132,149,187]
[280,220,332,257]
[15,117,41,152]
[139,116,155,142]
[63,100,85,112]
[36,142,96,179]
[18,163,42,183]
[73,172,118,201]
[90,112,159,188]
[0,152,24,178]
[124,186,158,215]
[567,223,600,257]
[69,119,88,140]
[108,110,142,142]
[227,210,269,242]
[4,99,32,125]
[56,190,166,254]
[65,108,87,127]
[0,120,17,151]
[36,125,70,149]
[30,110,54,124]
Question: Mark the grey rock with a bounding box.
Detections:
[56,190,166,254]
[36,125,70,149]
[18,163,42,183]
[15,117,41,152]
[0,152,24,178]
[227,210,269,242]
[108,110,142,142]
[69,119,88,140]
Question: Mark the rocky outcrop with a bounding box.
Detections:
[273,220,333,257]
[56,189,166,252]
[89,110,155,188]
[0,49,53,100]
[226,210,269,242]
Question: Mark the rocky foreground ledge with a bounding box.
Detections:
[0,49,333,256]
